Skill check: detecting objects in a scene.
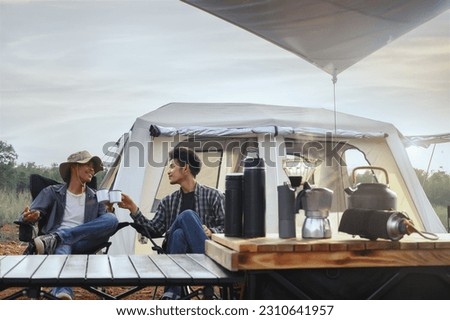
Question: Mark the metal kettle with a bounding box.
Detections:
[345,166,397,210]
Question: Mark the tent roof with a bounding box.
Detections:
[182,0,450,76]
[133,102,397,138]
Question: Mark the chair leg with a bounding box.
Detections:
[180,285,216,300]
[4,287,57,300]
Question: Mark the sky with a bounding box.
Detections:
[0,0,449,174]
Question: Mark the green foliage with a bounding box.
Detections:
[415,169,450,208]
[0,141,18,165]
[434,205,449,231]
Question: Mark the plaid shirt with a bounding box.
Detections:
[131,182,225,238]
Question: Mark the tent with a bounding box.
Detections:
[103,103,446,255]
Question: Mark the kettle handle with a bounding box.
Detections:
[352,166,389,185]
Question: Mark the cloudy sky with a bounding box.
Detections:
[0,0,449,173]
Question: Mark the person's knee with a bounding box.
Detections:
[170,228,185,242]
[103,212,119,230]
[178,210,199,223]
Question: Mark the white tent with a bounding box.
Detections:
[104,103,446,255]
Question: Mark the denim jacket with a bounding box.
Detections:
[24,184,107,235]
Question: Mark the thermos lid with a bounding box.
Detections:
[226,173,243,180]
[243,152,265,168]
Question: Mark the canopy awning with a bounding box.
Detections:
[182,0,450,76]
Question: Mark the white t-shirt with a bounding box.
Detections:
[60,190,86,229]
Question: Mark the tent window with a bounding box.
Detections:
[342,148,370,171]
[154,150,223,202]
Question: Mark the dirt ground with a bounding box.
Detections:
[0,224,164,300]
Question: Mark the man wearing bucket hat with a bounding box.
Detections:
[20,150,119,299]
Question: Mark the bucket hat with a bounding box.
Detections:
[59,150,103,182]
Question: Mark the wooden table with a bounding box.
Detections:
[206,233,450,299]
[0,254,242,300]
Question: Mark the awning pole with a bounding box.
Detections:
[332,71,338,135]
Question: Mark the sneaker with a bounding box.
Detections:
[52,287,74,300]
[160,292,180,300]
[56,291,73,300]
[34,233,59,254]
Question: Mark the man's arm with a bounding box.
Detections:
[209,189,225,234]
[119,193,166,238]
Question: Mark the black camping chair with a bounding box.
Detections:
[7,174,130,300]
[15,174,129,255]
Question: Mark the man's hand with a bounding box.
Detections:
[22,206,40,224]
[118,193,139,215]
[104,202,115,213]
[202,224,212,238]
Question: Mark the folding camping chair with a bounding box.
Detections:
[8,174,130,299]
[15,174,129,255]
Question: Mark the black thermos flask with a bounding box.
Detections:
[277,183,296,238]
[225,173,243,237]
[242,152,266,238]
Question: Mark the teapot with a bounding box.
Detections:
[345,166,397,210]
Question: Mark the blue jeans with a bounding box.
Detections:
[55,212,118,254]
[52,213,118,299]
[166,210,208,254]
[164,210,208,299]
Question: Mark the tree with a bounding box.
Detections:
[0,140,17,165]
[0,141,18,190]
[423,170,450,207]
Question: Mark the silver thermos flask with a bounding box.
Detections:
[242,152,266,238]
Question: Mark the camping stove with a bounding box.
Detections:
[301,187,333,239]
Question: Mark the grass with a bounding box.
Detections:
[0,189,31,226]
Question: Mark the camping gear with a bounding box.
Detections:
[277,183,297,238]
[96,189,122,204]
[339,208,439,241]
[345,166,397,210]
[225,173,243,237]
[96,189,110,203]
[242,151,266,238]
[300,187,333,239]
[102,103,446,254]
[109,190,122,203]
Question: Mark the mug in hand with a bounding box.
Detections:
[96,189,110,203]
[109,190,122,203]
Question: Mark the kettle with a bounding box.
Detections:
[345,166,397,210]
